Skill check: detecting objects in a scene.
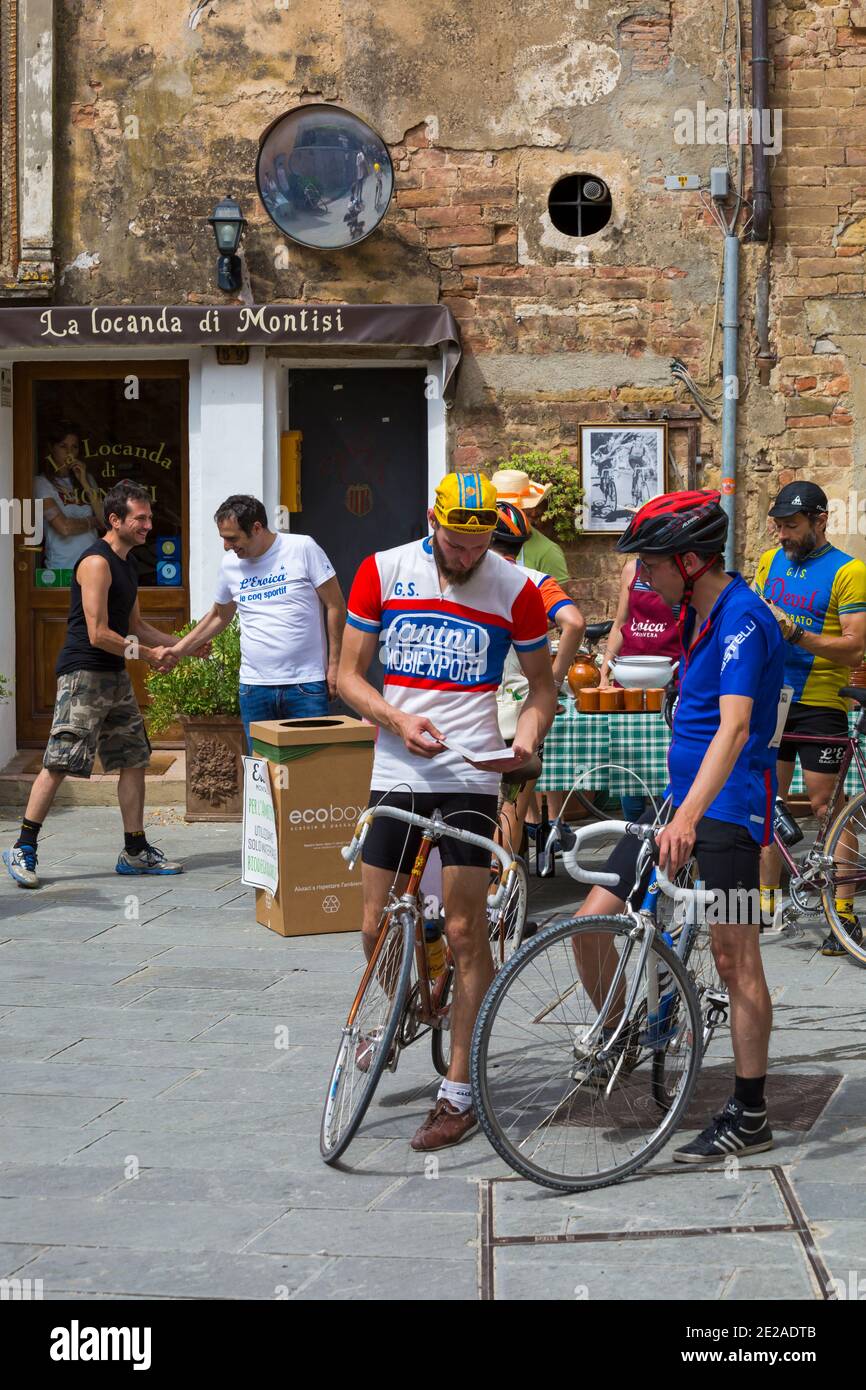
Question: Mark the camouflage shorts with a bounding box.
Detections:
[43,670,151,778]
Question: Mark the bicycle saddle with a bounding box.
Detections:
[840,687,866,706]
[585,620,613,642]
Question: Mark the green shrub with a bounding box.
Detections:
[0,673,10,703]
[145,618,240,735]
[487,447,584,543]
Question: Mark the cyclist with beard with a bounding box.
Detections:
[339,471,556,1151]
[753,481,866,953]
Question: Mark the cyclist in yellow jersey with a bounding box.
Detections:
[753,481,866,953]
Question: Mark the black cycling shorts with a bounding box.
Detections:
[776,702,849,774]
[361,791,500,874]
[604,808,761,925]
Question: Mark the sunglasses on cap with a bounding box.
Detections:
[437,506,499,532]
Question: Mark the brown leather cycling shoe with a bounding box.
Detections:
[410,1099,479,1152]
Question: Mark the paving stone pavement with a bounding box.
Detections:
[0,805,863,1301]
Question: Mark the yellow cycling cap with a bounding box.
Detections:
[433,471,499,532]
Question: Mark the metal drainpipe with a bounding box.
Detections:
[721,234,740,570]
[751,0,771,244]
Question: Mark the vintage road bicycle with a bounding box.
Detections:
[320,766,537,1164]
[470,816,714,1192]
[764,685,866,963]
[658,682,866,962]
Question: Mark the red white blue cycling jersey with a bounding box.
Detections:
[347,536,549,792]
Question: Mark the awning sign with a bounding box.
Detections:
[0,303,462,397]
[241,757,279,895]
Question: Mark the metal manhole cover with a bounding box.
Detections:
[528,1068,842,1134]
[683,1067,843,1132]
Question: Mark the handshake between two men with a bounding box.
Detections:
[139,640,212,673]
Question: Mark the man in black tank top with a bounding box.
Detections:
[3,481,185,889]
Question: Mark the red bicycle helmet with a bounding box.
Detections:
[616,489,727,557]
[617,489,727,622]
[493,501,531,552]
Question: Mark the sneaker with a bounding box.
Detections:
[115,845,183,876]
[821,917,863,956]
[2,844,39,889]
[673,1097,773,1164]
[410,1099,478,1152]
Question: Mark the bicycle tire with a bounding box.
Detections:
[470,915,703,1192]
[488,854,529,967]
[821,789,866,966]
[430,964,454,1077]
[320,907,416,1163]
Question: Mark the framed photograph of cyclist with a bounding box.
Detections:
[579,423,667,532]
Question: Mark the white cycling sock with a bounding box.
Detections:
[438,1078,473,1113]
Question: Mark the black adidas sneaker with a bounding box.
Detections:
[672,1097,773,1164]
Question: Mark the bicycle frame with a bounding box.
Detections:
[774,727,866,891]
[562,820,711,1063]
[342,805,517,1037]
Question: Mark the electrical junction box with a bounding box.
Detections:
[710,168,730,199]
[664,174,700,191]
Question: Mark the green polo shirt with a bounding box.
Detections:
[519,528,570,584]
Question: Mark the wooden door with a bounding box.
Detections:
[13,361,190,747]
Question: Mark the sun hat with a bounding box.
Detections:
[489,469,552,511]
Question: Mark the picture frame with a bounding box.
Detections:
[579,423,667,533]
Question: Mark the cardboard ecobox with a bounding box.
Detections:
[250,715,374,938]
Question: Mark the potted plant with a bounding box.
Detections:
[487,447,584,542]
[145,618,247,822]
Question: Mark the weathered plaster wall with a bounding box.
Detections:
[50,0,838,611]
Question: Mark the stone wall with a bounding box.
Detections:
[47,0,856,612]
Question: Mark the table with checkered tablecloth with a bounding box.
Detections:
[536,701,863,800]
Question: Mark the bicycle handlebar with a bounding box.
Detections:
[561,819,714,909]
[341,804,517,909]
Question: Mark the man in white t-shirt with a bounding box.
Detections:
[170,495,346,748]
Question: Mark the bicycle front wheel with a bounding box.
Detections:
[320,906,415,1163]
[470,915,702,1192]
[822,789,866,966]
[488,854,529,967]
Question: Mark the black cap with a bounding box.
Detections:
[768,481,828,518]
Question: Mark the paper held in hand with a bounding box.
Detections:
[440,737,521,767]
[241,756,279,895]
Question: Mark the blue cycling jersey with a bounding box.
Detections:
[667,574,786,844]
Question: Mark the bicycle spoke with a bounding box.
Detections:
[473,918,702,1189]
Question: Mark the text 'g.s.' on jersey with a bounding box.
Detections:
[347,537,549,793]
[753,543,866,712]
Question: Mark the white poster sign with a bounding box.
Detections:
[241,757,279,895]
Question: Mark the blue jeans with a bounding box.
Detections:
[620,794,647,822]
[239,680,329,752]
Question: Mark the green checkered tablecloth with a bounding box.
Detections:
[537,702,863,798]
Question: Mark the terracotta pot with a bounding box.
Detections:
[181,714,246,822]
[567,656,601,696]
[578,688,600,713]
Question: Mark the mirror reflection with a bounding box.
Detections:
[257,104,393,249]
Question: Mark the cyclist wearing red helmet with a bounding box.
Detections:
[573,489,787,1163]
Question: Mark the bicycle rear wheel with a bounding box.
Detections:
[821,789,866,966]
[320,906,415,1163]
[470,915,702,1191]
